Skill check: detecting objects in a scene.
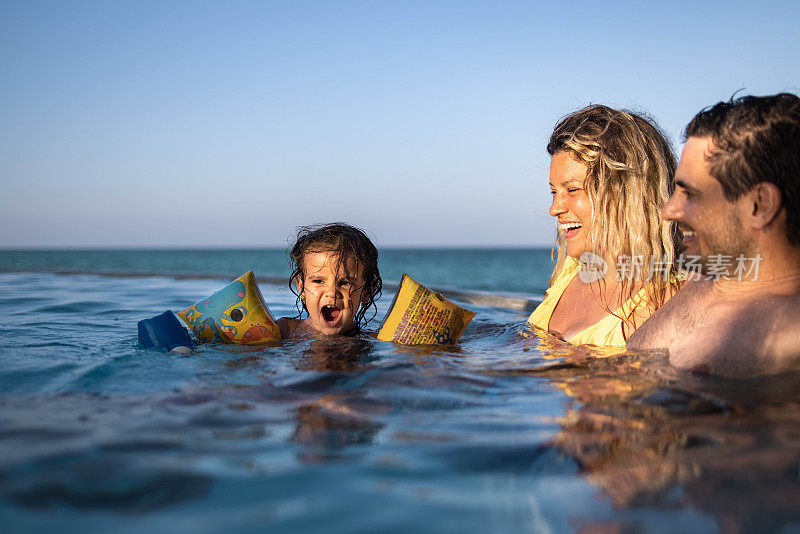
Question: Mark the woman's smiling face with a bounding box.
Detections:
[548,151,593,259]
[296,251,366,336]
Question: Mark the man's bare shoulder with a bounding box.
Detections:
[710,289,800,376]
[756,291,800,374]
[630,278,800,377]
[627,278,713,349]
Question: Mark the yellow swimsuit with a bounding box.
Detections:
[527,256,650,347]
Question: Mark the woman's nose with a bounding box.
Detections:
[549,194,567,217]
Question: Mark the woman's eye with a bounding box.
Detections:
[567,188,580,193]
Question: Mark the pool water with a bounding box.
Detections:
[0,258,799,533]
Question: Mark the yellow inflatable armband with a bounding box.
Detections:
[177,270,281,345]
[377,274,475,345]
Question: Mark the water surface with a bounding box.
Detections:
[0,251,798,533]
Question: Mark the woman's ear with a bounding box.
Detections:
[747,182,782,230]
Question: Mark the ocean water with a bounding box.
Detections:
[0,248,557,295]
[1,250,799,534]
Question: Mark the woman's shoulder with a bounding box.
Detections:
[551,255,581,286]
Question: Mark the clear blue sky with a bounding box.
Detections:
[1,0,798,248]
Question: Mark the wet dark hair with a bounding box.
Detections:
[685,92,800,244]
[288,222,382,331]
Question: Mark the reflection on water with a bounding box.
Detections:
[287,337,387,462]
[516,327,800,534]
[292,393,385,463]
[296,337,378,372]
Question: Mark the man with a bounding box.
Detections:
[628,93,800,377]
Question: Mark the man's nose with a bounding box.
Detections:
[661,192,683,221]
[549,193,567,217]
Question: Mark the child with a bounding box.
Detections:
[277,223,383,339]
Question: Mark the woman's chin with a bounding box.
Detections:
[564,237,589,260]
[565,246,586,260]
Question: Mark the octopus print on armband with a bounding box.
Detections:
[178,271,281,344]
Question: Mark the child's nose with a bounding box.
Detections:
[324,281,341,298]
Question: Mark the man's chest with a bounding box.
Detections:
[660,292,762,370]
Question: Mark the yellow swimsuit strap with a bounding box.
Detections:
[528,257,652,347]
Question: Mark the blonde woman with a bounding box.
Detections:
[528,105,681,346]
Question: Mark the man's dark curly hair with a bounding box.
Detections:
[288,223,382,331]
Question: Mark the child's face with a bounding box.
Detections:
[296,251,368,336]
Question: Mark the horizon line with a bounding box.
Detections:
[0,244,554,252]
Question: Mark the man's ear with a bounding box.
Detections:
[746,182,782,230]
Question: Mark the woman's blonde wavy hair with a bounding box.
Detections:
[548,105,681,325]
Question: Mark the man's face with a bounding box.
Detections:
[662,137,754,269]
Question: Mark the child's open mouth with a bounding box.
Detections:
[321,305,342,327]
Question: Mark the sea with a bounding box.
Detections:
[0,248,799,534]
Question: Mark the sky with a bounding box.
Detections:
[1,0,798,248]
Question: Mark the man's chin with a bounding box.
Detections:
[679,236,700,258]
[683,246,701,259]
